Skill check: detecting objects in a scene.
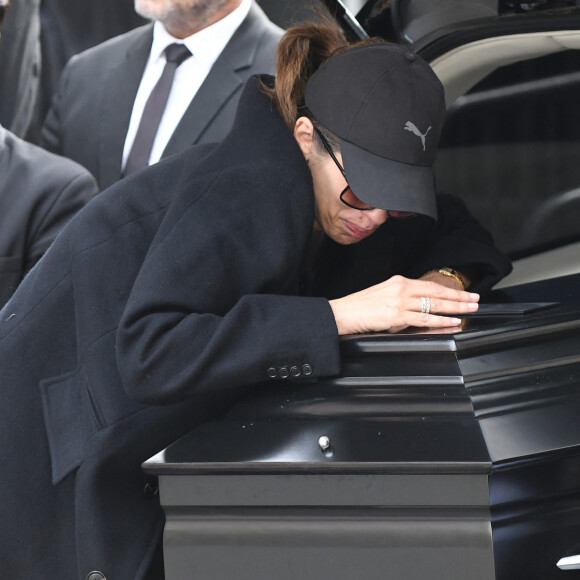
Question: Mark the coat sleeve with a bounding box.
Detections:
[117,293,341,406]
[116,170,341,406]
[396,193,513,292]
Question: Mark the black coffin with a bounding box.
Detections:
[144,274,580,580]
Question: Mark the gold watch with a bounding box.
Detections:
[436,267,466,290]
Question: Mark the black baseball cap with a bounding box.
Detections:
[304,43,445,219]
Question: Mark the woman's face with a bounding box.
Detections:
[294,118,389,245]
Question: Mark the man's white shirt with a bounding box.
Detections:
[122,0,252,170]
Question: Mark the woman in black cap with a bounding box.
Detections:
[0,14,510,580]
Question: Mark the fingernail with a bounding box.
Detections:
[470,293,480,300]
[451,318,462,325]
[468,302,479,310]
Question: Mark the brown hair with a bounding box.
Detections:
[262,10,383,150]
[264,15,347,131]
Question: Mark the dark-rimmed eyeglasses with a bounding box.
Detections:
[314,126,416,218]
[314,126,374,211]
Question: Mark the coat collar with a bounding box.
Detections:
[200,74,307,175]
[165,73,315,241]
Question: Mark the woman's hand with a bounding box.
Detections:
[329,275,479,335]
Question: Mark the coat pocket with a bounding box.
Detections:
[39,370,84,485]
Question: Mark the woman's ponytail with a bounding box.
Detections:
[264,13,348,131]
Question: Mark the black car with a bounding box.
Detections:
[144,2,580,578]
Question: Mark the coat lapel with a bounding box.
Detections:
[162,3,266,157]
[98,26,153,189]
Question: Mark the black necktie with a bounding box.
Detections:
[124,43,192,176]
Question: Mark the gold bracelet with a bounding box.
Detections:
[435,267,466,290]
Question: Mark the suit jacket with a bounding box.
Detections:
[0,125,97,307]
[0,77,510,579]
[40,1,283,190]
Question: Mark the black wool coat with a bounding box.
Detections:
[0,76,511,579]
[0,77,339,580]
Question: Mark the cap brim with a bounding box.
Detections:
[340,139,438,220]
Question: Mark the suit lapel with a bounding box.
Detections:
[163,4,265,157]
[98,26,153,189]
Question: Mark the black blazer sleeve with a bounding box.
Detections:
[400,193,512,291]
[116,168,341,406]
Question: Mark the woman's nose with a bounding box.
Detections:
[367,208,389,226]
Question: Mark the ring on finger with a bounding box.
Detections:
[421,296,431,314]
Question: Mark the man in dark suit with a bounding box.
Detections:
[0,0,98,308]
[41,0,283,190]
[0,127,97,307]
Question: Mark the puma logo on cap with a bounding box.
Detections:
[404,121,431,151]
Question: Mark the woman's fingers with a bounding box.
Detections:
[403,279,479,315]
[412,278,479,303]
[330,275,481,335]
[408,295,479,315]
[407,311,463,328]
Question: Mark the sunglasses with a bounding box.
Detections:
[314,126,416,218]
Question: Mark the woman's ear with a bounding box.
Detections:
[293,117,315,161]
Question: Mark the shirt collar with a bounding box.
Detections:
[151,0,252,66]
